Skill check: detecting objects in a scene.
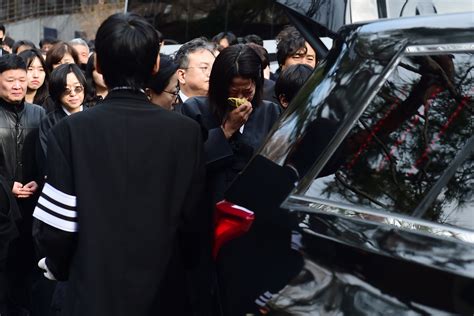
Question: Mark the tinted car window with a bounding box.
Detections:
[305,52,473,231]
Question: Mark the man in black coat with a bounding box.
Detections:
[32,13,208,315]
[0,54,45,315]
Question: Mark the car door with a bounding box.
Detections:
[223,10,473,314]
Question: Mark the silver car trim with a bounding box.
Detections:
[283,194,474,244]
[405,43,474,55]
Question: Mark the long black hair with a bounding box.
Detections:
[208,44,264,123]
[18,48,50,106]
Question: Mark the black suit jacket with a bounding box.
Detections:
[180,96,281,203]
[33,90,207,315]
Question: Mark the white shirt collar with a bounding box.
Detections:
[62,105,83,116]
[179,90,189,103]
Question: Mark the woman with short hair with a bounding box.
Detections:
[38,63,87,169]
[44,41,79,73]
[146,54,179,110]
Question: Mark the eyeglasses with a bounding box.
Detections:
[163,84,180,97]
[63,86,84,96]
[184,65,211,75]
[163,88,180,96]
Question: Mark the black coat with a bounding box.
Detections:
[0,100,45,190]
[33,90,207,315]
[0,175,20,259]
[37,107,67,176]
[180,96,282,315]
[180,96,281,204]
[262,78,278,104]
[0,175,20,312]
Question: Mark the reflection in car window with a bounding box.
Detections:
[306,52,473,231]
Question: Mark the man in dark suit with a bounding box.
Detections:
[32,13,209,315]
[174,38,217,108]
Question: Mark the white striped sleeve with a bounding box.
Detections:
[33,183,78,232]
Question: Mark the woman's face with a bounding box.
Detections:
[228,76,256,102]
[60,72,84,113]
[27,57,46,91]
[149,73,179,111]
[53,53,75,69]
[92,69,106,89]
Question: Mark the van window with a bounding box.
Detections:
[305,52,473,231]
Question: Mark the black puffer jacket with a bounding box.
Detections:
[0,99,45,190]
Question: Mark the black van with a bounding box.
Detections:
[214,1,474,314]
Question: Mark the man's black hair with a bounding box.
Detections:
[0,24,5,35]
[39,37,57,47]
[244,34,263,47]
[3,36,14,49]
[275,63,313,105]
[49,63,88,106]
[0,54,26,73]
[95,13,160,90]
[212,31,237,46]
[174,38,215,69]
[276,25,306,67]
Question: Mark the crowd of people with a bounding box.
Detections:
[0,15,317,316]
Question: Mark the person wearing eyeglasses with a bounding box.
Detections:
[174,38,217,107]
[38,63,87,171]
[146,54,179,110]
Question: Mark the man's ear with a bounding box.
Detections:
[152,54,160,75]
[176,68,186,85]
[94,54,102,74]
